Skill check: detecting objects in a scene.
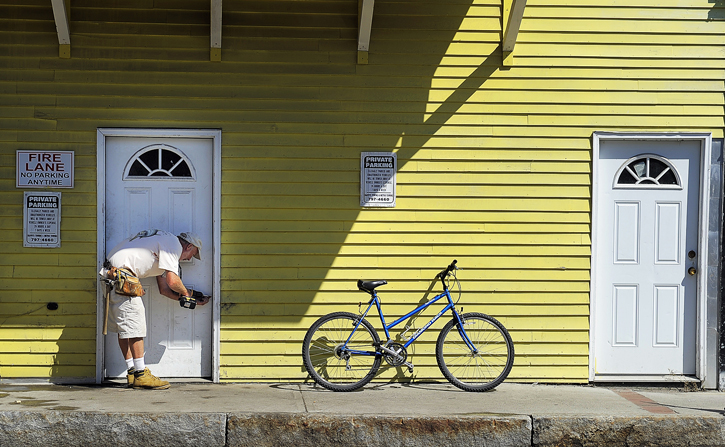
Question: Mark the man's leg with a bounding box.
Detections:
[118,336,143,387]
[127,337,169,390]
[114,293,168,390]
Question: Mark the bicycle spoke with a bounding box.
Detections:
[302,312,382,391]
[436,313,514,392]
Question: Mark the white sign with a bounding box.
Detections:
[17,150,74,188]
[361,152,396,207]
[24,192,61,248]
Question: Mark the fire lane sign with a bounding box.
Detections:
[361,152,396,207]
[17,150,74,188]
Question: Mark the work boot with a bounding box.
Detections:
[127,368,135,388]
[132,368,170,390]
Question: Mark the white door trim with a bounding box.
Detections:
[590,132,712,384]
[96,128,222,384]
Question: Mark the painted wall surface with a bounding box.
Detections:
[0,0,723,383]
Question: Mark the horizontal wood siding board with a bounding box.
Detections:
[1,0,721,383]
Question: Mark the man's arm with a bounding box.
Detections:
[156,271,189,301]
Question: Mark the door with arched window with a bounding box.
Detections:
[592,137,700,380]
[103,136,214,380]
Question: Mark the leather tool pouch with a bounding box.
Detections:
[108,267,145,297]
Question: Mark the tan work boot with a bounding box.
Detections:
[132,368,170,390]
[127,368,135,388]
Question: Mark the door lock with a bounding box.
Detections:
[688,267,697,276]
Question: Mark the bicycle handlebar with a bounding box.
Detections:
[436,260,458,280]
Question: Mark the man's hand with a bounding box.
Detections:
[190,290,211,306]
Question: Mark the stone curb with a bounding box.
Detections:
[1,412,724,447]
[226,413,532,447]
[0,411,226,447]
[533,416,725,447]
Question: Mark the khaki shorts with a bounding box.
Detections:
[107,291,147,339]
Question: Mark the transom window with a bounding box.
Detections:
[613,154,681,189]
[124,145,195,180]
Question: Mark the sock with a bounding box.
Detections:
[133,357,145,374]
[125,358,134,371]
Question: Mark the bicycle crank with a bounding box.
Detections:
[379,344,414,373]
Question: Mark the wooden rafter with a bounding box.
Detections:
[502,0,526,66]
[50,0,70,58]
[210,0,222,61]
[357,0,374,64]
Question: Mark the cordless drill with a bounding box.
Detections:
[179,290,210,309]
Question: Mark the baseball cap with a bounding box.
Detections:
[179,232,202,260]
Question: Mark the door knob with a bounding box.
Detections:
[688,267,697,276]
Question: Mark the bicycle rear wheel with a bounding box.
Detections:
[436,312,514,392]
[302,312,382,392]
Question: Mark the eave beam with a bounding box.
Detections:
[210,0,222,62]
[50,0,70,58]
[502,0,526,66]
[357,0,374,64]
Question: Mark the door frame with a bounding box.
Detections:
[95,128,222,384]
[590,131,712,385]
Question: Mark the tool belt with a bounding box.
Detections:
[105,266,145,297]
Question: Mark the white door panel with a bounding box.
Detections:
[104,137,213,379]
[594,140,698,377]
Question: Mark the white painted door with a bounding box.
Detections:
[104,136,213,379]
[594,140,699,377]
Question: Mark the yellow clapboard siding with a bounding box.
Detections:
[0,366,95,378]
[220,197,590,212]
[222,244,592,256]
[222,183,592,198]
[0,328,95,341]
[0,340,96,353]
[219,353,589,368]
[221,280,590,293]
[4,0,723,384]
[220,291,591,305]
[221,304,590,318]
[1,304,96,316]
[218,366,590,382]
[225,209,591,222]
[221,341,590,357]
[222,221,591,234]
[220,327,589,343]
[219,255,590,269]
[219,315,589,331]
[221,232,589,245]
[1,353,94,366]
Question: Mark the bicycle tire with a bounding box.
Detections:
[302,312,382,392]
[436,312,514,392]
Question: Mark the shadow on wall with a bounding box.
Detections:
[708,0,725,20]
[222,1,501,331]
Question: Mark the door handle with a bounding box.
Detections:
[688,267,697,276]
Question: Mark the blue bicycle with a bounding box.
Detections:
[302,260,514,392]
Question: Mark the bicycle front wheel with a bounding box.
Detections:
[436,312,514,392]
[302,312,382,392]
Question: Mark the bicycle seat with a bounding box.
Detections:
[357,280,387,294]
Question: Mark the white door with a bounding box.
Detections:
[103,136,213,379]
[593,139,699,378]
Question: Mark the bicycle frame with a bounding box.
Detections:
[344,287,478,356]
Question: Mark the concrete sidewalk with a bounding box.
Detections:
[0,381,723,446]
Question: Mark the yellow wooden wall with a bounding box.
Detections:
[0,0,722,382]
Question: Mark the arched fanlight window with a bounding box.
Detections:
[124,145,195,180]
[613,154,681,189]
